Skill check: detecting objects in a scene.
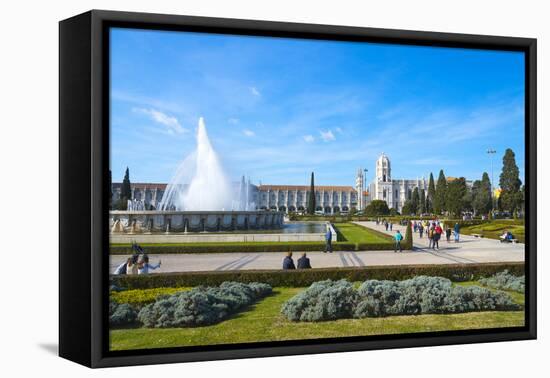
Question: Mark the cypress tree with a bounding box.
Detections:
[420,188,426,215]
[307,172,316,214]
[121,167,132,210]
[499,148,522,215]
[445,177,467,217]
[433,170,447,215]
[411,187,420,215]
[473,172,492,216]
[427,173,436,213]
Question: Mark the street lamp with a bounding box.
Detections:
[487,149,497,214]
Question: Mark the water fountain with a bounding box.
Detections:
[109,118,283,236]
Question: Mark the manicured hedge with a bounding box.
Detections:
[137,282,272,328]
[111,262,524,289]
[109,241,395,255]
[480,270,525,292]
[281,276,520,321]
[109,302,138,326]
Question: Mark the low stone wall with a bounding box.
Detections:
[110,232,327,244]
[110,210,285,233]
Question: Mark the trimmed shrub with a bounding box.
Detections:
[109,302,138,327]
[281,280,358,321]
[137,282,271,328]
[353,276,520,318]
[111,262,525,289]
[109,241,395,255]
[479,270,525,292]
[403,220,413,250]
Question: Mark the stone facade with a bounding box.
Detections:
[253,185,357,214]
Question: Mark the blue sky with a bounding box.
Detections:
[110,27,525,187]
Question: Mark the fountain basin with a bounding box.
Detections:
[110,210,285,233]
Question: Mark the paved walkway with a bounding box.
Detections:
[110,221,525,274]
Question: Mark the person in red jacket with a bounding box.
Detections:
[433,224,443,250]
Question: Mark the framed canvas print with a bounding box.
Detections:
[59,10,536,368]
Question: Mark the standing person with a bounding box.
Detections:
[428,225,435,249]
[385,220,389,231]
[282,251,296,270]
[297,252,312,269]
[418,223,424,238]
[434,223,443,250]
[389,222,393,231]
[394,230,403,253]
[445,226,452,242]
[137,255,161,275]
[113,258,131,275]
[127,253,139,275]
[454,222,461,242]
[324,227,333,253]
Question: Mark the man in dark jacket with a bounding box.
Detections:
[324,227,333,253]
[282,251,296,270]
[297,252,312,269]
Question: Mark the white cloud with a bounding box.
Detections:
[243,129,255,137]
[133,107,187,134]
[303,135,315,143]
[250,86,261,97]
[228,118,240,125]
[319,130,336,142]
[335,127,343,133]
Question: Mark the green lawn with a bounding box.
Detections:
[333,223,393,243]
[110,284,524,351]
[461,221,525,243]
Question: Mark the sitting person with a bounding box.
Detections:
[282,251,296,270]
[113,257,131,275]
[500,231,514,242]
[297,252,312,269]
[137,255,161,274]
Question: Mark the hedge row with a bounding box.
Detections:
[479,270,525,292]
[109,241,394,255]
[111,262,524,289]
[281,277,520,322]
[137,282,272,328]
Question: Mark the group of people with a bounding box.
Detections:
[113,242,162,275]
[410,220,461,250]
[282,251,312,270]
[375,218,394,231]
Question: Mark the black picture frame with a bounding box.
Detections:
[59,9,537,368]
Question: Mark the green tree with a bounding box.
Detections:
[433,170,447,215]
[364,200,390,216]
[427,172,436,213]
[307,172,316,214]
[473,172,492,216]
[120,167,132,210]
[499,148,522,215]
[401,200,414,216]
[403,220,413,249]
[445,177,467,217]
[411,187,420,215]
[419,188,426,215]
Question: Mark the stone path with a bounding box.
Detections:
[110,221,525,274]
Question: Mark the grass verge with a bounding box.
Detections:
[110,283,524,351]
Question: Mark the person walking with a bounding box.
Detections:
[434,223,443,250]
[389,222,393,231]
[454,222,461,243]
[394,230,403,253]
[297,252,312,269]
[324,227,333,253]
[282,251,296,270]
[385,220,389,231]
[428,225,434,249]
[418,223,424,238]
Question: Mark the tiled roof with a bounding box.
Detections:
[112,183,168,190]
[258,185,355,192]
